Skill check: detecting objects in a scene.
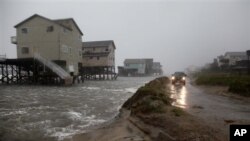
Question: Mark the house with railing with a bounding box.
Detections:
[12,14,83,75]
[81,40,117,80]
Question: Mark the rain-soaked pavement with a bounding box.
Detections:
[170,80,250,134]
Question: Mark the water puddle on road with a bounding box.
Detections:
[170,84,188,109]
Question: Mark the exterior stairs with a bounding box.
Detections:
[34,53,73,85]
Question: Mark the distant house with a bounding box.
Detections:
[217,55,229,68]
[12,14,83,75]
[152,62,163,75]
[119,58,153,76]
[124,59,147,75]
[82,40,116,67]
[81,40,117,80]
[224,52,247,66]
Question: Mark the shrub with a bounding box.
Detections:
[229,80,250,97]
[122,77,173,115]
[171,107,185,117]
[195,72,250,97]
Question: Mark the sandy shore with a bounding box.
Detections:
[64,109,151,141]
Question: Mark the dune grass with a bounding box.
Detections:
[195,72,250,96]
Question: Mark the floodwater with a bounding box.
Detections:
[170,80,250,134]
[0,77,155,141]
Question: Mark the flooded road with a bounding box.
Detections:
[0,77,155,141]
[171,80,250,134]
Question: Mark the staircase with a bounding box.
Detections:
[34,53,73,85]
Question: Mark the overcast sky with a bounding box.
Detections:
[1,0,249,74]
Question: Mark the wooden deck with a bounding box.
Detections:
[0,58,77,85]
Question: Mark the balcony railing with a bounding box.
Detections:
[0,54,6,61]
[82,51,110,57]
[11,36,17,44]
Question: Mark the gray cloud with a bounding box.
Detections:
[1,0,249,74]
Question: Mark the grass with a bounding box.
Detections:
[122,77,174,115]
[195,72,250,96]
[171,107,185,117]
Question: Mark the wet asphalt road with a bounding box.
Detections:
[170,80,250,133]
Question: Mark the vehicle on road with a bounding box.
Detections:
[171,72,187,85]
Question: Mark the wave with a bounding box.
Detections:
[125,87,138,93]
[67,111,82,121]
[104,88,124,92]
[81,86,101,90]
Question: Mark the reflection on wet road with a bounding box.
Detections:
[170,85,187,108]
[170,80,250,134]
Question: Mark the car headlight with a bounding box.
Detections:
[182,77,186,80]
[171,76,175,80]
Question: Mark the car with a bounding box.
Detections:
[171,72,187,85]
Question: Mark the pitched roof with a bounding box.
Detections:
[53,18,83,35]
[14,14,83,35]
[225,52,246,56]
[83,40,116,49]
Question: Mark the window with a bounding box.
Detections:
[63,28,67,33]
[79,50,82,56]
[69,47,72,54]
[105,48,109,51]
[61,44,68,53]
[47,26,54,32]
[90,56,93,59]
[21,47,29,54]
[21,28,28,34]
[97,56,100,60]
[93,48,95,51]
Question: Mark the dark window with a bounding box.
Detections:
[47,26,54,32]
[90,56,93,59]
[93,48,95,51]
[105,48,108,51]
[97,56,100,60]
[21,47,29,54]
[21,28,28,34]
[69,47,72,54]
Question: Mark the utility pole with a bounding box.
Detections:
[247,50,250,75]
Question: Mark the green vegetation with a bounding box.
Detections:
[229,80,250,96]
[171,107,185,117]
[122,77,173,115]
[195,73,231,86]
[195,72,250,96]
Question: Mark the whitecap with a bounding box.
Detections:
[104,88,124,92]
[67,111,82,120]
[48,126,80,141]
[125,87,138,93]
[81,86,101,90]
[3,110,27,116]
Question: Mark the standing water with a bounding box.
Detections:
[0,77,155,141]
